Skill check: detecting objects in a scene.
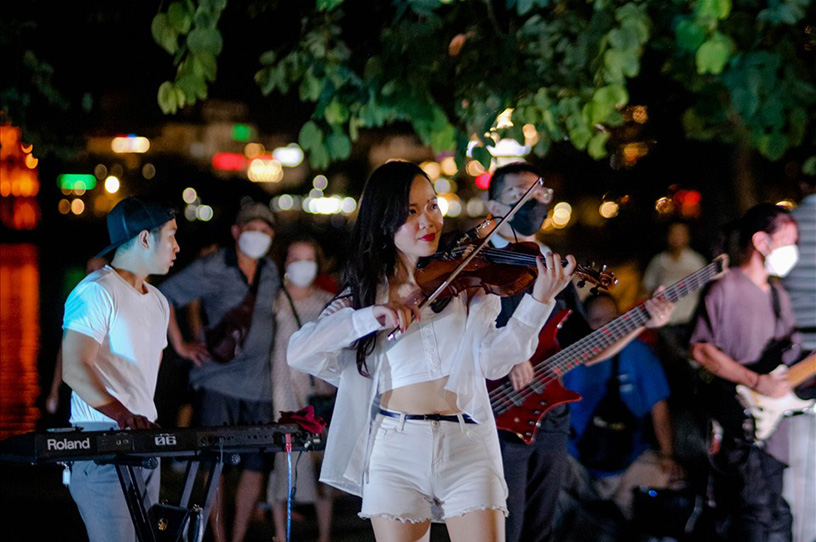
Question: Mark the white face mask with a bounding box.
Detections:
[238,231,272,259]
[286,260,318,287]
[764,244,799,277]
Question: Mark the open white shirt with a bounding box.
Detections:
[287,285,553,496]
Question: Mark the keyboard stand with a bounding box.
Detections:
[107,453,231,542]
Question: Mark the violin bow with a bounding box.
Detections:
[387,177,547,340]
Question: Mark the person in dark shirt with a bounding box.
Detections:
[483,162,674,542]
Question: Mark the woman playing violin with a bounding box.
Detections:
[287,160,576,542]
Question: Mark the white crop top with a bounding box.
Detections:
[377,297,467,393]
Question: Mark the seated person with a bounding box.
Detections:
[559,293,684,524]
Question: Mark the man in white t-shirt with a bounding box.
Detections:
[62,196,179,542]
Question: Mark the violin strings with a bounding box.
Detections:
[448,247,581,272]
[489,261,721,415]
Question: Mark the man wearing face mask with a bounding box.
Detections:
[159,201,279,542]
[483,162,675,542]
[691,203,803,542]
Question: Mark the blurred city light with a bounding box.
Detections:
[247,157,283,183]
[104,176,120,194]
[212,153,247,171]
[273,144,305,167]
[474,172,492,190]
[467,197,486,217]
[420,161,442,180]
[600,201,619,218]
[488,138,530,158]
[244,143,265,158]
[111,135,150,154]
[440,156,458,176]
[496,108,514,129]
[232,124,253,142]
[435,178,451,194]
[313,175,328,190]
[71,199,85,215]
[552,202,572,228]
[142,163,156,179]
[275,194,295,211]
[341,197,357,214]
[58,174,97,191]
[655,197,674,214]
[196,205,214,221]
[182,188,198,204]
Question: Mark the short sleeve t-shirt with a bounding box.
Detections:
[690,267,798,461]
[64,266,169,425]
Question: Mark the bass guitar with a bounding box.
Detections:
[489,255,728,444]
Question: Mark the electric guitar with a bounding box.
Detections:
[489,255,728,444]
[735,352,816,442]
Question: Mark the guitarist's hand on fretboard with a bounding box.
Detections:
[509,361,535,391]
[643,289,674,329]
[755,372,792,398]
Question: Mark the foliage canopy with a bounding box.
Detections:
[151,0,815,170]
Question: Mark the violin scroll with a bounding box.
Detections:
[574,262,617,293]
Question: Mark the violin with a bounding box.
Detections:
[386,178,614,340]
[415,239,617,301]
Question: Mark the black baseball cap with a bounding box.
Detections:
[96,197,176,258]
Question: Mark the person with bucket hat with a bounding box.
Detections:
[159,201,280,542]
[61,196,179,542]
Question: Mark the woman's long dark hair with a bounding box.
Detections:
[714,203,795,264]
[344,161,431,376]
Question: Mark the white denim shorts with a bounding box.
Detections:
[359,410,509,523]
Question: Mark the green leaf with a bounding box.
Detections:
[167,2,192,34]
[731,87,758,117]
[316,0,345,11]
[193,9,217,29]
[255,65,288,95]
[695,0,731,20]
[608,26,640,52]
[324,99,350,124]
[151,14,179,54]
[675,19,706,51]
[259,50,277,65]
[187,27,223,55]
[299,121,324,150]
[299,72,322,102]
[176,74,208,102]
[516,0,535,16]
[790,108,807,145]
[802,156,816,176]
[587,132,610,159]
[472,146,492,170]
[158,81,178,114]
[308,141,330,169]
[192,52,218,82]
[696,34,731,75]
[326,131,352,160]
[604,49,626,83]
[430,122,457,153]
[758,131,788,160]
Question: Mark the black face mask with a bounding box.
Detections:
[508,199,549,236]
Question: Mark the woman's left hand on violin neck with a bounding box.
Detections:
[532,252,576,305]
